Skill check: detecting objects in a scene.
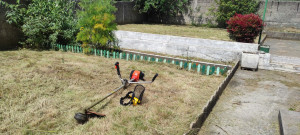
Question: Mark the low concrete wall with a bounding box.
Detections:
[116,30,258,62]
[114,2,144,24]
[258,53,300,73]
[265,32,300,40]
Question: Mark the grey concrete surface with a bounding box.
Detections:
[258,52,271,68]
[116,30,258,62]
[279,110,300,135]
[264,38,300,58]
[259,54,300,73]
[265,32,300,41]
[258,38,300,73]
[198,69,300,135]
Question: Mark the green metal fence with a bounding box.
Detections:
[53,44,231,76]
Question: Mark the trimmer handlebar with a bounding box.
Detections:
[129,73,158,84]
[115,62,121,79]
[152,73,158,82]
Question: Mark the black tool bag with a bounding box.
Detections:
[120,85,145,106]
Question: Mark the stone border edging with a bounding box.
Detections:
[53,44,232,75]
[278,110,284,135]
[122,50,231,70]
[184,60,240,135]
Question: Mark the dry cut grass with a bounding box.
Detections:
[117,24,231,41]
[0,50,224,135]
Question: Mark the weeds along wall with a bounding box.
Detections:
[53,44,232,76]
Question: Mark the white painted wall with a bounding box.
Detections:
[115,30,258,62]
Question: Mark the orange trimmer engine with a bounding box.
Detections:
[130,70,145,82]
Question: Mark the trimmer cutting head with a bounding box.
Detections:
[74,113,88,124]
[74,110,106,124]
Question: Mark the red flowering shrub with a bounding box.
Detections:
[227,13,264,43]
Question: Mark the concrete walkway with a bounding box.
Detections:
[260,38,300,73]
[199,69,300,135]
[264,38,300,58]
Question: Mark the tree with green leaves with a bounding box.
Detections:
[134,0,189,23]
[212,0,259,28]
[76,0,118,49]
[0,0,78,49]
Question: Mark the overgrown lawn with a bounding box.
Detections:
[0,50,224,134]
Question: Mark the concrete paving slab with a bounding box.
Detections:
[198,69,300,135]
[264,38,300,58]
[271,55,300,66]
[279,110,300,135]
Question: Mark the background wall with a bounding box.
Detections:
[180,0,217,25]
[0,0,23,50]
[258,1,300,29]
[114,2,144,24]
[164,0,300,29]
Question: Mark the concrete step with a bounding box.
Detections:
[267,55,300,73]
[271,55,300,66]
[278,110,300,135]
[268,63,300,73]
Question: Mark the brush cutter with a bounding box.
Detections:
[74,62,158,124]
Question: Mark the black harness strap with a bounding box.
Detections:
[120,91,135,106]
[120,85,145,106]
